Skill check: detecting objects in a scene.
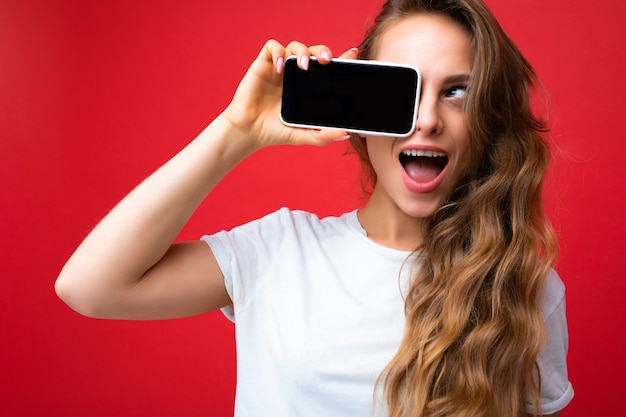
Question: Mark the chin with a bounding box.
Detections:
[400,200,443,221]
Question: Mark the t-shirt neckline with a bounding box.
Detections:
[344,209,416,259]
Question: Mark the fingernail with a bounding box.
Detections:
[321,50,331,62]
[276,56,284,74]
[300,55,309,70]
[332,134,351,142]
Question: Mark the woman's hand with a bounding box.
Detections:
[224,40,359,149]
[55,40,359,320]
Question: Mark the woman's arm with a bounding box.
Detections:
[55,41,356,320]
[55,114,252,320]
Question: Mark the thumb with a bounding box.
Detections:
[288,128,351,147]
[312,129,351,145]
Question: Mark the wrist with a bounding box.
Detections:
[199,111,260,161]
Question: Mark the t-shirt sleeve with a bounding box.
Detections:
[200,208,290,322]
[528,269,575,414]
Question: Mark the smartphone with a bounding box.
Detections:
[280,56,421,137]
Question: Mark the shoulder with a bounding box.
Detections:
[204,208,315,239]
[203,207,359,247]
[540,269,567,318]
[257,207,360,238]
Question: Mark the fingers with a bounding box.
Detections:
[269,40,344,72]
[261,40,326,75]
[261,39,287,74]
[338,47,359,60]
[262,40,359,75]
[251,40,358,148]
[284,41,333,71]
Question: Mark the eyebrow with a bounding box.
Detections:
[443,74,471,84]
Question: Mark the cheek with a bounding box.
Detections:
[457,134,471,160]
[365,139,390,173]
[452,135,476,186]
[451,116,471,158]
[449,120,473,179]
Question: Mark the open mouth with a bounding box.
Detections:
[399,149,449,183]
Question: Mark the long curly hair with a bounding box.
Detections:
[349,1,558,416]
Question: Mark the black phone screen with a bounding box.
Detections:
[281,57,420,137]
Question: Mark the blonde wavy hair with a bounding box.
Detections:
[349,0,558,416]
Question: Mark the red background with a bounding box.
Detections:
[1,0,624,415]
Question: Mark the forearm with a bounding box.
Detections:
[55,113,254,311]
[95,113,255,261]
[55,41,354,318]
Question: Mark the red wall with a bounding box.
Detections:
[1,0,624,415]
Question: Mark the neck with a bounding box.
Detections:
[357,187,427,251]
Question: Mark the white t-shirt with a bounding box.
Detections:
[201,208,574,416]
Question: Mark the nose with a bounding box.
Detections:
[415,91,442,135]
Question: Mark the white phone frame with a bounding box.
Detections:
[280,56,422,138]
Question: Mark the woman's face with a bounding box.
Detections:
[366,13,472,221]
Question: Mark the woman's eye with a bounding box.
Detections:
[445,86,467,99]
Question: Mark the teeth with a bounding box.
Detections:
[401,149,446,158]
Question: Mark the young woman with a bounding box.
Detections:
[55,0,573,416]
